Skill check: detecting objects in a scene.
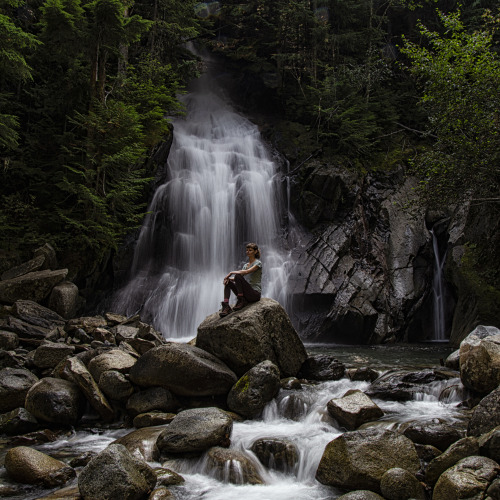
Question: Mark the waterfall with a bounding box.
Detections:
[111,65,292,340]
[430,229,447,341]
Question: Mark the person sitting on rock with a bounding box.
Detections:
[220,243,262,317]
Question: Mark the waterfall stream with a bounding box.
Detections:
[112,66,292,340]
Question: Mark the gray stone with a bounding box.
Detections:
[336,492,385,500]
[48,281,79,319]
[12,300,65,329]
[65,315,107,333]
[126,387,179,417]
[0,408,39,435]
[156,407,232,454]
[250,437,299,472]
[33,342,75,369]
[205,447,264,485]
[0,330,19,350]
[133,412,175,428]
[326,390,384,430]
[25,377,84,426]
[403,421,464,451]
[478,425,500,463]
[33,242,58,270]
[78,443,157,500]
[1,255,46,281]
[113,425,167,462]
[196,298,307,377]
[98,370,134,401]
[380,467,425,500]
[129,342,237,397]
[433,456,500,500]
[0,367,39,412]
[154,467,184,487]
[227,360,280,418]
[316,428,421,492]
[299,354,345,381]
[468,386,500,436]
[445,349,460,371]
[88,349,137,382]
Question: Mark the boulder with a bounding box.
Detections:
[459,326,500,394]
[0,367,39,412]
[468,386,500,436]
[445,349,460,371]
[250,437,299,472]
[336,493,385,500]
[48,281,79,319]
[1,254,45,281]
[129,343,237,397]
[65,315,107,333]
[25,377,84,426]
[349,367,379,382]
[204,446,264,485]
[88,349,137,382]
[0,330,19,350]
[126,387,179,417]
[4,446,75,487]
[299,354,345,381]
[380,467,426,500]
[425,436,479,485]
[156,407,232,455]
[154,467,184,487]
[0,269,68,304]
[12,299,65,329]
[98,370,135,401]
[227,360,280,418]
[478,425,500,463]
[6,316,52,339]
[0,408,39,435]
[326,390,384,430]
[315,428,420,492]
[62,357,114,422]
[113,426,167,462]
[432,456,500,500]
[402,421,464,451]
[196,298,307,377]
[133,412,176,429]
[148,486,174,499]
[33,242,58,270]
[33,342,75,369]
[78,443,157,500]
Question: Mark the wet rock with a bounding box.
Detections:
[414,443,442,463]
[402,421,464,451]
[35,484,81,499]
[468,386,500,436]
[25,377,84,426]
[336,492,385,500]
[126,387,179,417]
[98,370,134,401]
[69,451,97,468]
[154,467,185,487]
[65,315,107,333]
[62,356,114,422]
[156,407,232,455]
[12,300,65,330]
[33,342,75,369]
[280,377,302,390]
[0,269,68,304]
[4,446,76,487]
[205,446,264,485]
[0,366,39,412]
[433,456,500,500]
[349,367,379,382]
[78,443,157,500]
[425,436,479,485]
[326,390,384,430]
[88,349,137,382]
[445,349,460,371]
[196,298,307,377]
[277,392,309,420]
[92,327,116,344]
[316,428,420,492]
[250,437,299,472]
[114,425,167,462]
[478,425,500,463]
[129,343,237,397]
[48,281,80,319]
[0,349,23,369]
[0,330,19,350]
[380,467,426,500]
[1,254,45,280]
[133,412,176,428]
[125,337,157,355]
[148,486,173,499]
[227,360,280,418]
[299,354,345,381]
[5,315,52,339]
[0,407,39,435]
[487,478,500,499]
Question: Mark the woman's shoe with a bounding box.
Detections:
[233,296,248,311]
[219,302,232,317]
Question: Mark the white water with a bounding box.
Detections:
[431,229,447,341]
[112,67,292,340]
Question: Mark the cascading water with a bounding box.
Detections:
[430,229,447,341]
[112,64,292,340]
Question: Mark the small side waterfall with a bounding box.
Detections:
[111,65,292,340]
[430,228,447,341]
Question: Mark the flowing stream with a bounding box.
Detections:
[111,63,293,341]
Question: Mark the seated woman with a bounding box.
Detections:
[219,243,262,317]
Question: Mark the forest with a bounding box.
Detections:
[1,0,499,294]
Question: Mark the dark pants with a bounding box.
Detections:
[224,274,261,302]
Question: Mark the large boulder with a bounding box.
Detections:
[33,342,75,369]
[4,446,75,487]
[326,390,384,430]
[78,443,157,500]
[25,377,84,426]
[156,407,232,455]
[432,456,500,500]
[48,281,80,319]
[380,467,426,500]
[98,370,135,401]
[402,421,464,451]
[0,269,68,304]
[126,387,179,417]
[204,447,264,485]
[88,349,137,382]
[315,428,420,493]
[459,325,500,394]
[12,300,65,329]
[299,354,346,381]
[227,360,280,418]
[1,255,45,280]
[129,343,237,397]
[0,367,39,412]
[468,386,500,436]
[196,298,307,377]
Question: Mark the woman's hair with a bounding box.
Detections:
[246,242,260,259]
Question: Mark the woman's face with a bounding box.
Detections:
[246,246,256,258]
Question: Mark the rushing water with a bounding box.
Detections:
[0,344,466,500]
[111,64,293,341]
